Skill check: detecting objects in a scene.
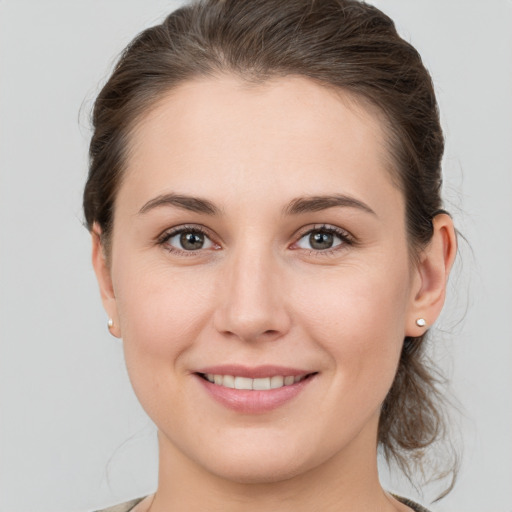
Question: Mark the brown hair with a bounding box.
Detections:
[84,0,457,492]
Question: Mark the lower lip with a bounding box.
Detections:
[195,374,315,414]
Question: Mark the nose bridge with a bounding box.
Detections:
[214,239,290,342]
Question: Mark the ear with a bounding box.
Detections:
[406,213,457,336]
[91,223,121,338]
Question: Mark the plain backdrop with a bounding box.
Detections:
[0,1,511,511]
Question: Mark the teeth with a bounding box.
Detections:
[270,375,284,389]
[234,376,253,390]
[253,377,271,390]
[222,375,235,388]
[202,373,308,390]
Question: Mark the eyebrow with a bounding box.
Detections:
[138,192,376,217]
[138,193,221,216]
[283,194,376,216]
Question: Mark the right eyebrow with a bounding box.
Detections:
[138,193,221,216]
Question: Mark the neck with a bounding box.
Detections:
[148,420,406,512]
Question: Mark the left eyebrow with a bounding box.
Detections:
[283,194,377,216]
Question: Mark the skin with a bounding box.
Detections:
[92,75,456,512]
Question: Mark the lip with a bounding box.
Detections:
[193,365,317,414]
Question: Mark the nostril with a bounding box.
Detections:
[212,296,292,342]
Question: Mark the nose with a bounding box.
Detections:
[213,245,292,343]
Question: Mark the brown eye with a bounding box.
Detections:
[309,232,334,250]
[180,232,205,250]
[296,227,346,251]
[166,229,214,251]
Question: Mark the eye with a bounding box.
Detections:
[161,227,216,252]
[295,226,349,251]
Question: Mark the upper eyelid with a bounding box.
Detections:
[158,224,216,242]
[294,224,353,240]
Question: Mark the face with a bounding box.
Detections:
[98,75,427,483]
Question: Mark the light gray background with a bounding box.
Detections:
[0,1,511,511]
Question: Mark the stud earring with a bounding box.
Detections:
[415,318,426,327]
[108,318,114,329]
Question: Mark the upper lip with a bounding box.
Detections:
[194,365,314,379]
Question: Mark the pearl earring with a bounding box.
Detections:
[415,318,426,327]
[108,318,114,329]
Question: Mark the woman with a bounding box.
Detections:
[84,0,457,511]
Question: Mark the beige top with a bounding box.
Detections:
[95,495,153,512]
[95,493,432,512]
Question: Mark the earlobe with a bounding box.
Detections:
[91,223,121,338]
[406,214,457,336]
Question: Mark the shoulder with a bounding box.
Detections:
[95,495,151,512]
[393,494,433,512]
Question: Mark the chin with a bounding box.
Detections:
[190,434,322,485]
[205,456,309,485]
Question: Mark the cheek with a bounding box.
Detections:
[112,261,222,424]
[112,258,216,373]
[291,259,411,390]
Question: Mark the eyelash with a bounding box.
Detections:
[157,224,216,256]
[292,224,355,257]
[156,224,355,257]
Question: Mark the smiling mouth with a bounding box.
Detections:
[197,373,316,390]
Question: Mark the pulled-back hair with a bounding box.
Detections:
[84,0,457,492]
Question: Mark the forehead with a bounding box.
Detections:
[120,74,400,213]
